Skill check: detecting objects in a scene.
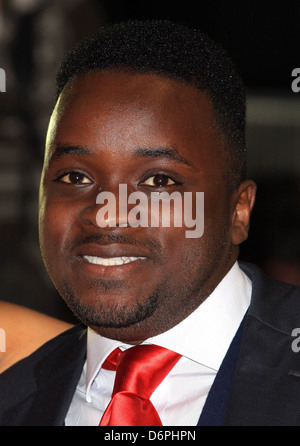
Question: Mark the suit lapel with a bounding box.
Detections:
[0,324,87,426]
[225,314,300,425]
[198,315,246,426]
[225,262,300,426]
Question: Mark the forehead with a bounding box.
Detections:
[45,70,225,167]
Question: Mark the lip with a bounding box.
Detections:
[79,255,149,279]
[73,243,151,279]
[82,255,147,266]
[74,243,151,260]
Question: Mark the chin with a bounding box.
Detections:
[60,283,160,333]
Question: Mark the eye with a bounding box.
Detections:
[57,171,92,185]
[140,174,176,188]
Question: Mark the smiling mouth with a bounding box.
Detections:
[82,255,147,266]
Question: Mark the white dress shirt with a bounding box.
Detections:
[65,262,251,426]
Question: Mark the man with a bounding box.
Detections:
[1,20,300,426]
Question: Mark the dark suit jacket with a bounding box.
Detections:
[1,262,300,426]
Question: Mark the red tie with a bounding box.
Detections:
[99,345,182,426]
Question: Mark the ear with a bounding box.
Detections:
[231,180,257,246]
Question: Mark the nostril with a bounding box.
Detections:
[96,186,129,229]
[80,203,100,227]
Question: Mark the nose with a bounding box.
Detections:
[80,184,129,229]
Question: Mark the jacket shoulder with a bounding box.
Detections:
[239,261,300,333]
[0,322,87,425]
[0,302,76,373]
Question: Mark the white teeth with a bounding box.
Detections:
[83,256,146,266]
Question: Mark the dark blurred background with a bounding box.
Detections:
[0,0,299,322]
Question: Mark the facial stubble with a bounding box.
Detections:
[58,240,227,340]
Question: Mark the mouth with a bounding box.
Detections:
[73,242,154,279]
[78,253,150,280]
[82,255,147,266]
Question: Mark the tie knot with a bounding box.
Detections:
[100,345,182,426]
[102,345,182,398]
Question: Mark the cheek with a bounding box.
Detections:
[156,226,201,274]
[204,185,233,231]
[39,196,75,262]
[157,193,232,273]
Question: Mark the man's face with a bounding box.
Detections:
[39,70,250,342]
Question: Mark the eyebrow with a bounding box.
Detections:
[48,144,195,169]
[47,145,91,166]
[133,146,194,168]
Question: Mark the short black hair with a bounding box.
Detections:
[56,20,247,188]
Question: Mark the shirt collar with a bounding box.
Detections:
[85,261,251,398]
[146,261,251,369]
